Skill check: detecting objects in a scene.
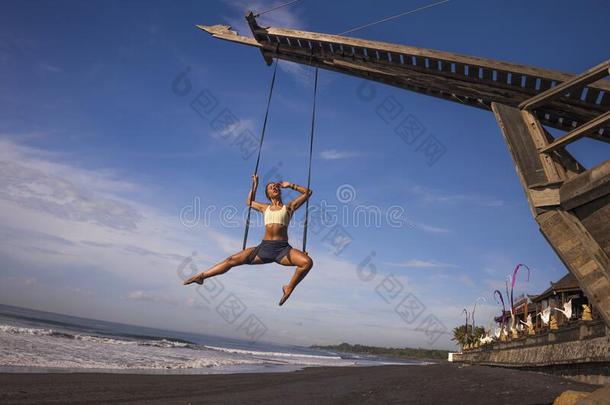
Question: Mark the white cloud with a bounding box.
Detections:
[127,290,179,306]
[39,62,61,73]
[385,259,460,269]
[484,278,512,294]
[23,277,38,286]
[407,185,504,208]
[219,1,315,86]
[210,118,256,141]
[0,137,465,349]
[278,60,315,86]
[0,138,221,284]
[319,149,362,160]
[413,222,451,234]
[220,0,306,36]
[458,274,475,287]
[185,296,209,310]
[0,160,143,231]
[0,139,135,194]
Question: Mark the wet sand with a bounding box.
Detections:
[0,363,598,404]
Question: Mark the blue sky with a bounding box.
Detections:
[1,0,608,350]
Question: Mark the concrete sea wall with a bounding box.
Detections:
[452,321,610,384]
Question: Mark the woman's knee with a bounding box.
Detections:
[303,256,313,269]
[225,255,238,267]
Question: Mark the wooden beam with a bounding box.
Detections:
[539,111,610,153]
[196,24,261,48]
[547,147,586,180]
[561,159,610,210]
[519,60,610,111]
[536,125,586,180]
[263,46,610,137]
[266,42,610,141]
[196,18,610,139]
[521,110,564,183]
[492,102,549,216]
[255,23,610,93]
[530,185,561,207]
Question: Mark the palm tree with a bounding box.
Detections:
[451,325,486,347]
[451,325,469,347]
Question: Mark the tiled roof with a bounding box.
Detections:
[530,272,581,303]
[494,273,582,319]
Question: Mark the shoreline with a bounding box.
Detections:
[0,357,430,376]
[310,343,449,362]
[0,363,598,404]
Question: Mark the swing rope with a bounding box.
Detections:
[243,58,318,254]
[302,67,318,254]
[338,0,451,35]
[254,0,302,17]
[243,59,279,250]
[240,0,450,253]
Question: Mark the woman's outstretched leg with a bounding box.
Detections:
[278,249,313,305]
[183,247,258,285]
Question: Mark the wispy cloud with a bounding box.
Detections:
[458,274,475,287]
[413,222,451,234]
[0,136,464,348]
[220,0,306,35]
[39,62,61,73]
[23,277,38,286]
[407,185,504,208]
[210,118,256,140]
[0,163,143,231]
[127,290,179,306]
[278,60,316,86]
[385,259,460,269]
[484,278,512,293]
[219,1,314,85]
[0,138,135,194]
[185,296,208,310]
[0,137,221,279]
[319,149,362,160]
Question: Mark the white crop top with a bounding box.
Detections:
[264,205,291,226]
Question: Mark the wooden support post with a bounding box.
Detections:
[521,110,564,183]
[537,209,610,327]
[492,103,560,215]
[493,102,610,327]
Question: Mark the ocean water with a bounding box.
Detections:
[0,304,423,374]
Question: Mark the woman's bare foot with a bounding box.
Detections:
[279,285,293,306]
[183,273,205,285]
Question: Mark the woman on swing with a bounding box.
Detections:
[183,174,314,306]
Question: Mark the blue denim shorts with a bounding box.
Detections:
[247,240,292,264]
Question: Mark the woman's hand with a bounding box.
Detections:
[280,181,291,188]
[247,174,265,212]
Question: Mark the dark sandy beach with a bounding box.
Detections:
[0,364,598,405]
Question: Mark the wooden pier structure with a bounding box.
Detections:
[198,13,610,327]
